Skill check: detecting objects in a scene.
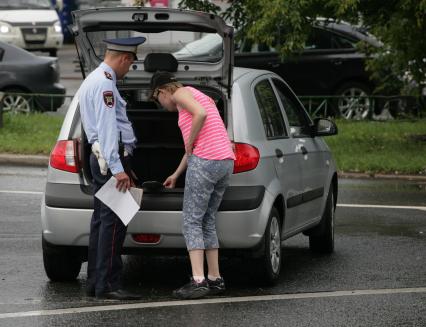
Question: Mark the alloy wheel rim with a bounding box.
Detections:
[338,87,371,120]
[2,94,31,114]
[269,216,281,273]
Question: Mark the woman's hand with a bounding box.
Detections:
[185,142,193,156]
[163,174,177,189]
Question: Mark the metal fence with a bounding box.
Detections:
[0,91,424,121]
[0,92,74,115]
[300,95,425,120]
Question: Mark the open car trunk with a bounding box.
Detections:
[80,84,227,194]
[130,109,186,189]
[73,7,233,195]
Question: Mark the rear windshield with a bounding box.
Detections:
[86,30,223,63]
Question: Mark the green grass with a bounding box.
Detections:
[326,119,426,175]
[0,113,425,175]
[0,113,63,155]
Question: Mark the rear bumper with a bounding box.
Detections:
[41,184,272,249]
[44,182,265,211]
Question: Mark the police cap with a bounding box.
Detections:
[104,36,146,60]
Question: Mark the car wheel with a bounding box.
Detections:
[2,89,32,114]
[49,49,57,57]
[42,238,82,281]
[335,82,372,120]
[258,207,282,284]
[309,186,335,254]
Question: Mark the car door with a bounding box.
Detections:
[272,78,329,225]
[281,27,365,96]
[252,76,302,233]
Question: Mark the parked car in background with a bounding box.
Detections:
[174,20,382,119]
[0,41,65,113]
[235,20,382,119]
[0,0,63,57]
[42,7,338,285]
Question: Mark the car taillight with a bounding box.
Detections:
[233,143,260,174]
[132,234,161,244]
[50,140,79,173]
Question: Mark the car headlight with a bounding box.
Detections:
[0,22,11,34]
[53,21,62,33]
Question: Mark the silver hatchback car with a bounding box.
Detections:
[41,7,338,284]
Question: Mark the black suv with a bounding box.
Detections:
[235,21,382,118]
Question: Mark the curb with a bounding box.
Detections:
[0,154,49,167]
[338,172,426,182]
[0,153,425,182]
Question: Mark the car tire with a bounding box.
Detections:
[334,82,372,120]
[308,186,335,254]
[257,207,282,285]
[49,49,57,57]
[42,238,82,282]
[2,88,32,114]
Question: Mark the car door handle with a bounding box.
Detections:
[275,149,284,158]
[300,146,308,155]
[332,59,342,66]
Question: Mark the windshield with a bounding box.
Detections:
[87,30,224,63]
[0,0,51,9]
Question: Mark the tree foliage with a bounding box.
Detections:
[178,0,426,95]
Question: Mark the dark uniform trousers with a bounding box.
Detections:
[86,153,127,296]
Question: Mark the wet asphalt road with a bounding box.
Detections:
[0,165,425,326]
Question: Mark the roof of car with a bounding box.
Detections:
[317,20,382,47]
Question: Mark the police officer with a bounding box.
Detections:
[78,37,145,300]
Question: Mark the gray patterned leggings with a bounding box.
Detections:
[182,155,234,250]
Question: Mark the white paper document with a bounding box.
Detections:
[95,177,143,226]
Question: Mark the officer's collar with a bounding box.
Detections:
[100,62,117,82]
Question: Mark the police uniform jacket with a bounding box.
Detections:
[78,62,136,175]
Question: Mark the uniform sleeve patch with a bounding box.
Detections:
[104,71,113,80]
[103,91,114,108]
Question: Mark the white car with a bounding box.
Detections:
[0,0,63,56]
[42,7,338,285]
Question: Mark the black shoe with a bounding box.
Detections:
[96,289,142,300]
[207,277,226,295]
[173,278,210,299]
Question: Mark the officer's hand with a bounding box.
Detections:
[163,175,177,189]
[114,172,131,192]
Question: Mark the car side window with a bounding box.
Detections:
[272,79,312,137]
[239,39,276,53]
[254,79,288,139]
[331,33,357,49]
[305,28,332,50]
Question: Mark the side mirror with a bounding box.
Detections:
[313,118,338,136]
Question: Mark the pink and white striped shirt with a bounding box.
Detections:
[177,86,236,161]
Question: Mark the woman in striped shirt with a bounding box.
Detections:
[150,71,235,300]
